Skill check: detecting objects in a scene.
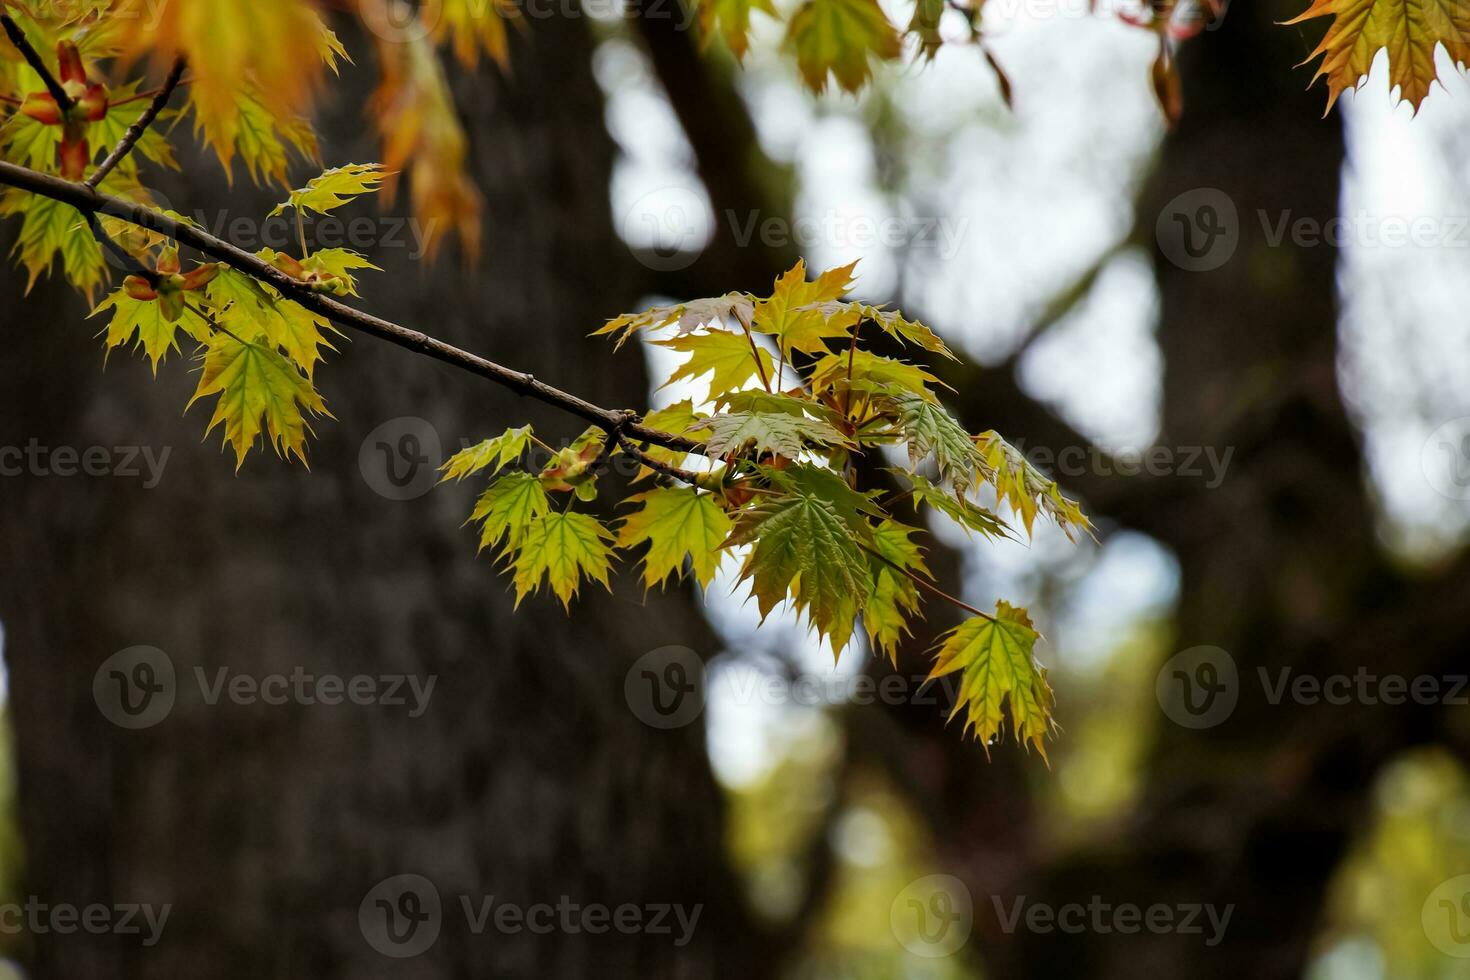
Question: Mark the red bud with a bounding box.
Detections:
[20,93,61,126]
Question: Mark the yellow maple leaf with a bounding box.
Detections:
[110,0,345,179]
[1287,0,1470,112]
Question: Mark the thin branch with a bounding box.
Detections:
[0,11,73,113]
[83,212,155,283]
[86,57,187,190]
[615,432,709,486]
[0,159,704,457]
[859,540,995,622]
[107,75,195,108]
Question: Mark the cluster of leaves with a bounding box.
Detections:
[92,165,386,466]
[698,0,1468,114]
[0,0,499,276]
[442,261,1090,756]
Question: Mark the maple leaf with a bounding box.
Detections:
[111,0,345,182]
[928,602,1056,759]
[752,260,858,358]
[618,487,733,589]
[784,0,903,94]
[470,471,550,552]
[727,466,880,654]
[690,411,852,461]
[508,511,616,609]
[0,190,104,297]
[699,0,779,60]
[864,520,930,664]
[92,285,211,373]
[972,431,1092,540]
[188,332,332,469]
[205,269,338,377]
[433,0,517,66]
[441,426,535,482]
[225,88,321,187]
[1287,0,1470,112]
[907,0,946,61]
[271,164,387,218]
[809,349,943,404]
[892,393,982,494]
[371,27,482,259]
[656,328,776,401]
[595,293,755,351]
[899,471,1012,540]
[803,301,957,360]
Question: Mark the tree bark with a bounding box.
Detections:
[0,13,755,980]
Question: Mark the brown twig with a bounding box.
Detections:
[87,57,187,190]
[0,159,705,457]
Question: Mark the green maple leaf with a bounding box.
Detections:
[271,163,387,218]
[509,511,616,609]
[188,333,332,469]
[727,466,879,654]
[784,0,903,94]
[893,393,982,495]
[206,269,338,377]
[972,431,1091,540]
[928,602,1055,759]
[656,328,776,401]
[899,471,1011,540]
[618,487,732,589]
[690,411,852,461]
[470,471,550,551]
[864,520,930,664]
[803,301,956,360]
[810,349,943,405]
[698,0,779,59]
[92,287,212,373]
[441,426,534,482]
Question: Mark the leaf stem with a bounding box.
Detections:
[739,318,772,393]
[859,540,995,622]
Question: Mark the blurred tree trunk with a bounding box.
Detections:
[967,4,1470,978]
[0,13,758,980]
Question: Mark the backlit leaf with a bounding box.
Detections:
[929,602,1055,759]
[618,487,732,589]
